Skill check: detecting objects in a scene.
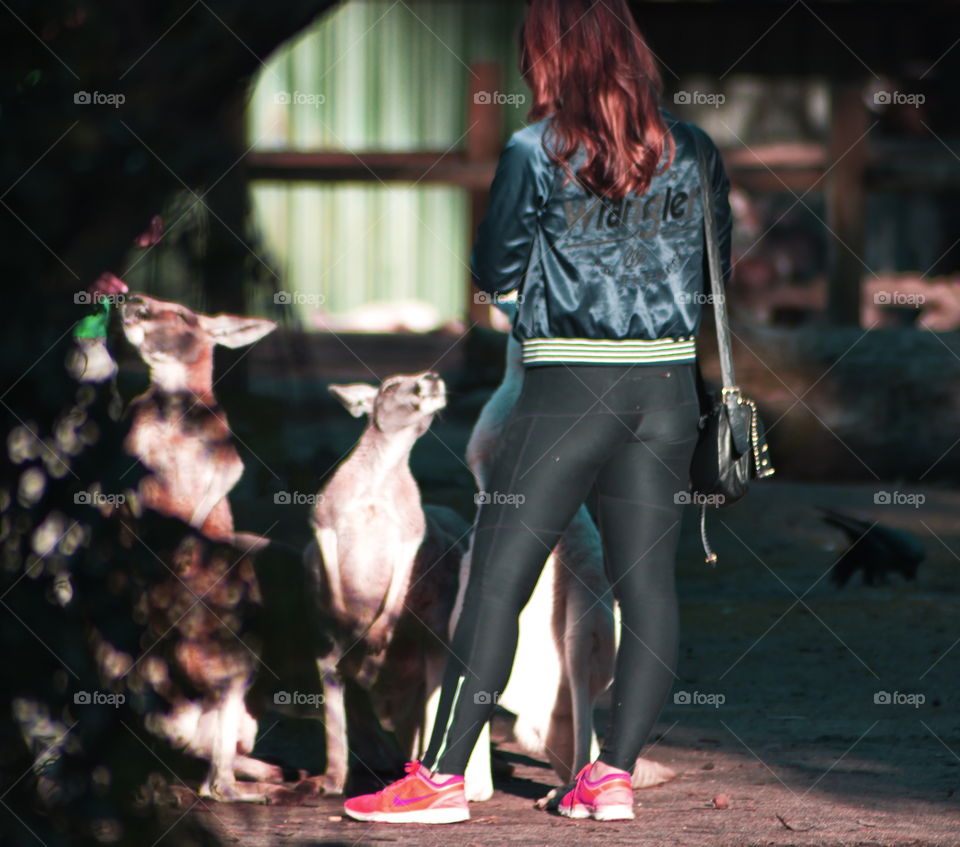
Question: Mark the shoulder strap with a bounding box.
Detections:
[691,128,737,392]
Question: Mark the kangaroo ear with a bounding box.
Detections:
[328,383,378,417]
[200,314,277,349]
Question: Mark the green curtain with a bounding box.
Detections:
[247,0,529,325]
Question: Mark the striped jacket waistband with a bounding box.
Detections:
[521,336,696,365]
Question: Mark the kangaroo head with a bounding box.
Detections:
[329,371,446,434]
[121,294,276,395]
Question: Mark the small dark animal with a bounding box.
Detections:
[818,507,925,587]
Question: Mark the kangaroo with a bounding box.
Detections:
[120,293,280,802]
[444,327,677,803]
[305,372,469,794]
[120,294,276,542]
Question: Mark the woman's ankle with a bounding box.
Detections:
[428,770,462,783]
[589,760,630,780]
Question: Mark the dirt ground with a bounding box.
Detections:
[148,348,960,847]
[179,478,960,847]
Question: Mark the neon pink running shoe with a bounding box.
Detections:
[558,762,635,821]
[343,761,469,824]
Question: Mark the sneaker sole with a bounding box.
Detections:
[592,804,635,821]
[344,806,470,824]
[557,803,591,820]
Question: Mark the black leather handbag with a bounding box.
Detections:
[689,130,775,565]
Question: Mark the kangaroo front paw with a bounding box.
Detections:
[363,627,390,655]
[355,655,385,688]
[535,784,576,812]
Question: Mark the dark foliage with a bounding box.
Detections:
[1,2,342,844]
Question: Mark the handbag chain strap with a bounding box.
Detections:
[691,128,775,566]
[744,396,776,479]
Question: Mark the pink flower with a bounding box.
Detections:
[135,215,164,247]
[89,271,128,297]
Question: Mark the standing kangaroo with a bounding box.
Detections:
[445,328,676,803]
[305,372,468,794]
[120,294,280,801]
[121,294,276,542]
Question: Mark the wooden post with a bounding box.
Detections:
[204,88,252,392]
[465,62,505,328]
[825,82,869,325]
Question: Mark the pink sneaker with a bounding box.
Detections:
[558,762,635,821]
[343,761,469,824]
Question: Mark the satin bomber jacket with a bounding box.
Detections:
[470,108,732,367]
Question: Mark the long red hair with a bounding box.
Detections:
[520,0,674,199]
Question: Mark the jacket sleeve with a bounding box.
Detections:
[470,131,550,296]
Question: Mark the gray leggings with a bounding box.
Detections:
[422,361,700,774]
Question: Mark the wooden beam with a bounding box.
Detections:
[730,168,825,194]
[465,61,505,329]
[246,150,496,187]
[825,82,869,326]
[248,139,960,192]
[246,150,830,194]
[723,142,826,170]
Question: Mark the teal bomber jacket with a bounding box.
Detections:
[471,108,732,366]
